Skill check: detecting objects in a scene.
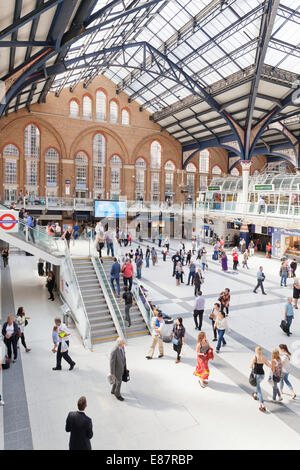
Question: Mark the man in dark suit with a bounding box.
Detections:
[65,396,93,450]
[110,338,126,401]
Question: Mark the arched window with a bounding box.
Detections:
[164,161,175,171]
[3,144,19,157]
[150,140,161,169]
[135,158,146,200]
[3,145,18,186]
[110,155,122,194]
[45,148,59,186]
[93,134,106,165]
[70,100,79,117]
[83,96,92,119]
[96,90,106,121]
[110,101,118,124]
[75,151,88,189]
[231,167,239,176]
[186,163,196,194]
[199,149,210,173]
[24,124,40,159]
[165,161,175,194]
[212,165,222,175]
[121,109,130,125]
[93,134,105,195]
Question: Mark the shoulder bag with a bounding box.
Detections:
[122,368,130,382]
[249,358,257,387]
[209,309,215,320]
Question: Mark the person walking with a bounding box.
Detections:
[151,247,157,266]
[280,261,289,287]
[65,397,93,450]
[193,291,205,331]
[283,298,294,336]
[15,307,31,353]
[121,259,134,291]
[290,258,297,278]
[194,332,214,388]
[110,338,127,401]
[146,312,164,359]
[172,252,181,277]
[266,241,272,259]
[52,317,76,371]
[120,287,134,327]
[250,346,271,413]
[187,260,196,286]
[46,271,55,301]
[170,317,185,363]
[279,344,296,399]
[219,288,230,316]
[175,261,182,287]
[248,240,255,257]
[62,225,73,250]
[200,248,207,272]
[271,349,283,403]
[95,231,105,259]
[2,315,18,363]
[220,249,228,272]
[293,278,300,309]
[194,268,204,296]
[209,302,220,342]
[242,250,250,269]
[1,247,9,268]
[136,255,143,280]
[253,266,267,295]
[214,311,231,353]
[232,248,239,270]
[162,245,168,262]
[105,229,114,257]
[164,236,170,252]
[110,258,121,297]
[158,233,162,247]
[25,212,35,243]
[145,246,151,268]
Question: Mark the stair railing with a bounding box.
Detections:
[131,279,153,332]
[91,253,126,343]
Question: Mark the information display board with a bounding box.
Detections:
[94,200,126,218]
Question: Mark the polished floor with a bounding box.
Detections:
[1,240,300,450]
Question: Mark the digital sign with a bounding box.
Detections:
[94,200,126,218]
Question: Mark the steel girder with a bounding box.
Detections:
[117,2,263,96]
[244,0,280,159]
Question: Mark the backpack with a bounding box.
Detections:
[33,218,37,227]
[273,361,282,382]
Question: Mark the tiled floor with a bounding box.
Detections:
[2,240,300,449]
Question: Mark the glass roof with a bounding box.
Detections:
[211,174,300,193]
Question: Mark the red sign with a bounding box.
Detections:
[0,213,18,231]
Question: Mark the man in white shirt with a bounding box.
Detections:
[52,317,76,371]
[193,291,205,331]
[146,313,165,359]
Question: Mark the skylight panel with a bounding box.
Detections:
[264,48,288,68]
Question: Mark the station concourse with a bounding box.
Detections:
[0,0,300,452]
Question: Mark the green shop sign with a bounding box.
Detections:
[207,186,221,191]
[254,184,274,191]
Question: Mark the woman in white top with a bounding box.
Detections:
[15,307,31,353]
[214,311,231,353]
[279,344,296,399]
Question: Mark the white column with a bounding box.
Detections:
[240,161,252,215]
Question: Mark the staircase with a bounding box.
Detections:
[72,258,119,344]
[101,257,150,338]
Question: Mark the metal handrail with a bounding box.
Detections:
[131,279,153,332]
[63,242,92,349]
[92,255,126,343]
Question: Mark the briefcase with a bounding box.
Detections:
[122,369,130,382]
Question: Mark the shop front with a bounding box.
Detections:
[272,228,300,259]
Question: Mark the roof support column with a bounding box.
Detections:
[240,160,252,215]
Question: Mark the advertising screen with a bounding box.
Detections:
[94,200,126,218]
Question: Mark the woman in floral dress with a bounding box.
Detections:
[194,332,214,387]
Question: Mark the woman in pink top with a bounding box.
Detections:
[121,259,134,291]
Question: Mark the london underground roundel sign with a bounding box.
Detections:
[0,211,19,232]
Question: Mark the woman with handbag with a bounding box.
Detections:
[271,349,283,403]
[15,307,31,352]
[250,346,271,413]
[219,288,230,316]
[170,318,185,364]
[209,303,220,341]
[194,332,214,388]
[279,344,296,399]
